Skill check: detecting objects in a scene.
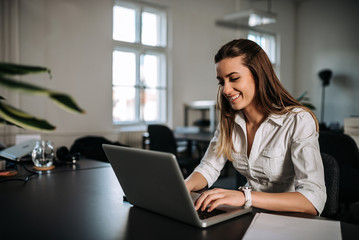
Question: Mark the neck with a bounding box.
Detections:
[243,105,267,127]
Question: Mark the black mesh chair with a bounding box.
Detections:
[147,124,200,178]
[319,131,359,205]
[319,130,359,223]
[321,153,340,219]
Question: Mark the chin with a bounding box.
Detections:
[230,104,243,111]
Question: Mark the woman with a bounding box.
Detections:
[185,39,326,216]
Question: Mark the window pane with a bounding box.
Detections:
[142,88,165,121]
[142,12,159,46]
[113,86,136,122]
[141,54,159,88]
[112,1,167,125]
[113,6,136,42]
[113,51,136,86]
[248,33,276,63]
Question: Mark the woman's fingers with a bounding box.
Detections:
[195,188,245,211]
[201,192,224,211]
[195,188,219,210]
[195,188,226,210]
[207,198,228,212]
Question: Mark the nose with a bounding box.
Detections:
[222,81,232,95]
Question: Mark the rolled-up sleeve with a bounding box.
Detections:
[193,130,227,187]
[291,112,327,214]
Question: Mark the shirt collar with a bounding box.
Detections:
[234,111,285,129]
[267,113,284,126]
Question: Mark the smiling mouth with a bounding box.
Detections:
[227,93,241,102]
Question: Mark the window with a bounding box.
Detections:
[112,0,167,125]
[248,31,276,64]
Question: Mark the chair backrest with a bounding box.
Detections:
[319,131,359,168]
[321,152,340,219]
[319,131,359,205]
[147,124,178,156]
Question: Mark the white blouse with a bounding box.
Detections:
[194,109,327,214]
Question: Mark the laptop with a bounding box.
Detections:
[102,144,252,228]
[0,139,37,161]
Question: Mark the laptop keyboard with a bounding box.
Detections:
[197,209,226,220]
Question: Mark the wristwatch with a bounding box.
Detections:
[238,186,252,208]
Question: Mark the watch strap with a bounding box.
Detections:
[238,186,252,208]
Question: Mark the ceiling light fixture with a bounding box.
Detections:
[216,0,277,28]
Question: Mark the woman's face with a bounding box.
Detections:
[216,56,256,111]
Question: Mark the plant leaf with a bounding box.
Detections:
[49,93,85,114]
[302,102,316,111]
[0,101,56,131]
[0,76,85,114]
[0,62,51,78]
[297,91,308,102]
[0,76,49,95]
[0,117,24,128]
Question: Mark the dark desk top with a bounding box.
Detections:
[1,159,358,240]
[175,131,214,143]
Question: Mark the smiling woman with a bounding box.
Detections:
[216,56,256,112]
[185,39,326,217]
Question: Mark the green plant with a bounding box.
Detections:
[297,91,316,111]
[0,62,84,131]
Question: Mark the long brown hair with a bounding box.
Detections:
[214,39,318,161]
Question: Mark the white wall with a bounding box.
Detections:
[295,0,359,126]
[4,0,355,148]
[2,0,239,147]
[15,0,115,147]
[150,0,237,128]
[233,0,297,93]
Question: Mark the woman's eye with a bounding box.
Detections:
[229,77,239,82]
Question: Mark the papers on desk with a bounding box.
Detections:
[243,213,342,240]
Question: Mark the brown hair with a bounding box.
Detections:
[214,39,318,161]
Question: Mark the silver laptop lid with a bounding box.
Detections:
[102,144,252,228]
[102,144,201,226]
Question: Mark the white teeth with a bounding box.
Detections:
[229,94,239,100]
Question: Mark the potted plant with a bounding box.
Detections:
[297,91,316,111]
[0,62,84,131]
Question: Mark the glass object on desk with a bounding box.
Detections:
[32,140,54,168]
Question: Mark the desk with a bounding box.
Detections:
[1,159,358,240]
[175,131,214,163]
[175,131,214,144]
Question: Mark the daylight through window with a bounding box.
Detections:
[112,0,167,125]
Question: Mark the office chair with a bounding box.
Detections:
[147,124,201,178]
[318,131,359,204]
[321,153,340,219]
[319,130,359,223]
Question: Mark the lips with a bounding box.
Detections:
[229,94,239,100]
[226,93,241,102]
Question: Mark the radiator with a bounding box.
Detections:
[119,131,146,149]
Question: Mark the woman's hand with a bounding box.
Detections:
[195,188,245,212]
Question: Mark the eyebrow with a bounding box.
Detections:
[217,72,239,80]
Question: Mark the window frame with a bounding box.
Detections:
[112,0,168,126]
[247,30,277,65]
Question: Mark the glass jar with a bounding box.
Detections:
[32,140,54,168]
